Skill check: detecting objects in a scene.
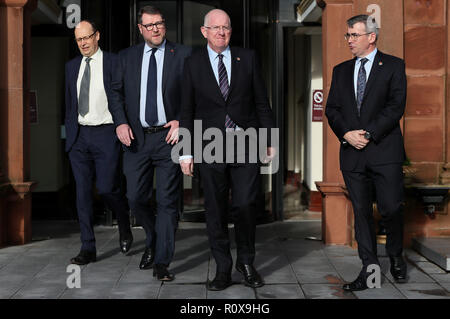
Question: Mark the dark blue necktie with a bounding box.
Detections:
[356,58,368,116]
[218,54,236,129]
[145,47,158,126]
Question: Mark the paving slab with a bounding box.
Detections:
[11,280,66,299]
[290,257,343,284]
[352,282,406,299]
[206,284,255,299]
[109,282,161,299]
[158,284,207,299]
[394,283,450,299]
[301,284,356,299]
[255,284,305,299]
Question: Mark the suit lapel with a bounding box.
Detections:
[135,43,145,103]
[72,56,83,107]
[346,58,358,114]
[102,51,109,92]
[228,47,239,100]
[162,40,175,95]
[362,50,383,104]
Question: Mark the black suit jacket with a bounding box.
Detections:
[180,46,274,154]
[109,40,192,151]
[64,51,117,152]
[325,50,407,171]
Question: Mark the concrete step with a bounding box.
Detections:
[412,237,450,271]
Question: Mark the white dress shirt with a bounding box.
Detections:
[77,48,113,125]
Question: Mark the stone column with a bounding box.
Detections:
[0,0,37,246]
[318,0,353,245]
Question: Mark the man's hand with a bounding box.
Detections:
[262,146,277,164]
[116,124,134,146]
[165,120,179,145]
[180,158,194,177]
[343,130,369,150]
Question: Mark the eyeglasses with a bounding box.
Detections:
[141,20,165,31]
[344,32,371,40]
[75,31,97,43]
[204,25,232,33]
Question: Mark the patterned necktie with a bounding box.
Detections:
[145,47,158,126]
[78,57,92,116]
[356,57,368,116]
[218,54,236,129]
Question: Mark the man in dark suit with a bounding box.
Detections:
[110,6,191,281]
[179,9,275,291]
[65,20,133,265]
[325,14,407,291]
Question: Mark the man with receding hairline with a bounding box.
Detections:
[180,9,275,291]
[326,14,408,291]
[65,20,133,265]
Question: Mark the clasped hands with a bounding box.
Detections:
[344,130,370,150]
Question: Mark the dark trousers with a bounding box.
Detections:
[123,128,181,266]
[199,162,260,274]
[68,124,131,252]
[342,163,404,277]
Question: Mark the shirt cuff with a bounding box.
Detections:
[179,155,193,162]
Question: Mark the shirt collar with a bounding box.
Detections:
[86,47,102,61]
[145,39,166,54]
[357,48,377,64]
[207,44,231,61]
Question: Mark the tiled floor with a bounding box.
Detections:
[0,220,449,299]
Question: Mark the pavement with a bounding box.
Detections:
[1,219,450,299]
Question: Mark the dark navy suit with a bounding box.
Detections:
[65,51,131,252]
[110,41,191,266]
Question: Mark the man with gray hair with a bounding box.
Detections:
[325,14,407,291]
[180,9,275,291]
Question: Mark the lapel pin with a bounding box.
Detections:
[237,57,241,61]
[379,61,383,66]
[171,49,174,53]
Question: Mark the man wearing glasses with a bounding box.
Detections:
[325,14,407,291]
[65,20,133,265]
[110,6,191,281]
[180,9,275,291]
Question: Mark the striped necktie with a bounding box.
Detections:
[218,54,236,129]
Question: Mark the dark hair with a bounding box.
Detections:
[77,19,98,34]
[138,6,165,24]
[347,14,378,40]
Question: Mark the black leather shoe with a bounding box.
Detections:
[206,272,232,291]
[342,276,368,291]
[119,232,133,254]
[139,247,155,269]
[236,263,264,288]
[70,250,96,265]
[390,256,407,282]
[153,264,175,281]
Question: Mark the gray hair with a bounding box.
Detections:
[347,14,379,41]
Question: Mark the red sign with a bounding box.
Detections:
[312,90,323,122]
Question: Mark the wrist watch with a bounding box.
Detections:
[364,131,372,140]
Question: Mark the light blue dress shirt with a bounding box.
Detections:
[353,48,378,99]
[140,40,167,127]
[207,44,231,86]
